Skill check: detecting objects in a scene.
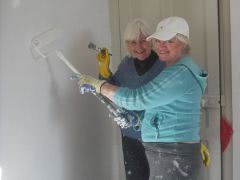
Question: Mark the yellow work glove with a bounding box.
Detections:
[78,74,106,94]
[201,143,211,167]
[96,48,112,79]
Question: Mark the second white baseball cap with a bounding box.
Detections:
[147,16,189,41]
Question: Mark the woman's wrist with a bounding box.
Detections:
[100,83,118,100]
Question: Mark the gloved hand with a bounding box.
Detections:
[109,108,144,130]
[78,74,106,94]
[123,110,144,131]
[201,143,211,167]
[97,48,112,79]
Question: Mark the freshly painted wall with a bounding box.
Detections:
[0,0,122,180]
[230,0,240,180]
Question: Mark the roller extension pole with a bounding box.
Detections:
[55,50,136,129]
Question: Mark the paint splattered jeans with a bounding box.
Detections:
[143,142,202,180]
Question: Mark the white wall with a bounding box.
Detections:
[0,0,121,180]
[230,0,240,180]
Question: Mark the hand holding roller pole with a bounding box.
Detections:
[55,50,137,129]
[30,28,139,129]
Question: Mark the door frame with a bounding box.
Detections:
[218,0,233,179]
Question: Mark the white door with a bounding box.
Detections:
[110,0,221,180]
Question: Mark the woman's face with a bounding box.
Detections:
[153,37,185,65]
[126,35,152,61]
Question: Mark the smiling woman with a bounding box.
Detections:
[153,34,190,67]
[148,17,190,67]
[125,36,151,61]
[78,16,208,180]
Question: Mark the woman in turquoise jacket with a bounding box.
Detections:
[78,16,208,180]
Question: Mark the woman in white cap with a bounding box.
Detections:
[78,16,208,179]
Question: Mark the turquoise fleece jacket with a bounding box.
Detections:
[113,56,208,142]
[109,51,165,139]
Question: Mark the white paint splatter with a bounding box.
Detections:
[127,170,132,175]
[154,175,163,179]
[12,0,21,9]
[173,160,188,177]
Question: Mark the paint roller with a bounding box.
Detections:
[30,28,64,59]
[30,28,141,129]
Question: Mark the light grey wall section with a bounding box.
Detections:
[230,0,240,180]
[0,0,120,180]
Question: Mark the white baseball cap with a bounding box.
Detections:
[147,16,189,41]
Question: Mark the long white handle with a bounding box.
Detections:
[56,50,131,129]
[55,50,81,75]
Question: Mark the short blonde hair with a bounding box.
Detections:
[175,33,191,54]
[124,18,152,43]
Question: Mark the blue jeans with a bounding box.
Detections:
[143,142,202,180]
